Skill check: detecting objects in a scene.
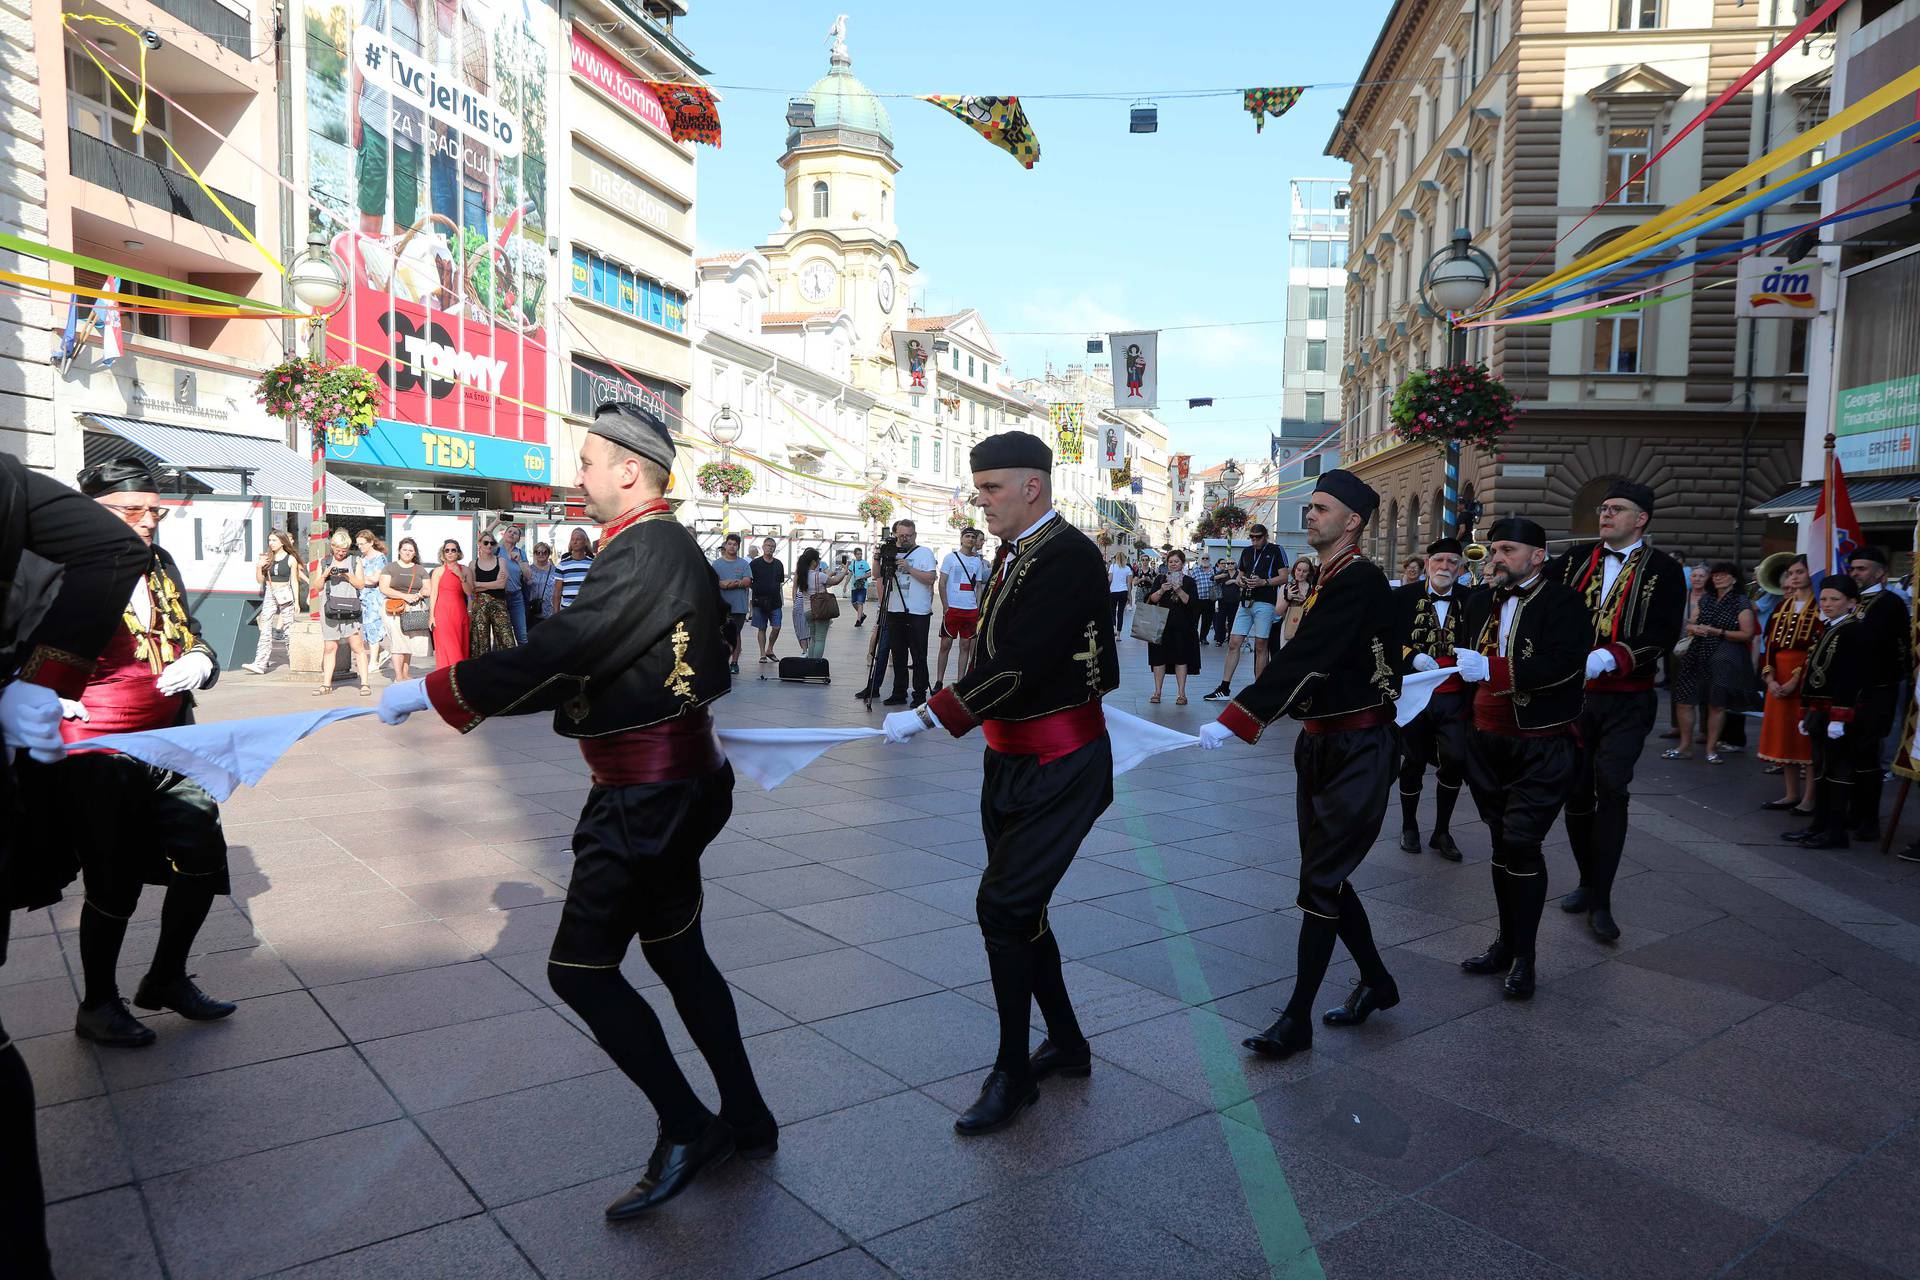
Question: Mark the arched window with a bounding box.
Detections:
[811,181,829,218]
[1387,498,1401,559]
[1430,487,1445,540]
[1406,495,1421,553]
[880,188,889,224]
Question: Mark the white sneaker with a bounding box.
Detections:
[241,662,267,675]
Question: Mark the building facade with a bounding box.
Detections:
[1330,0,1820,565]
[1013,362,1177,549]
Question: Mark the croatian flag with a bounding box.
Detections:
[93,277,123,368]
[1808,451,1862,580]
[53,292,81,364]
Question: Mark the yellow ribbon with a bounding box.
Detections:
[0,267,305,317]
[61,16,285,274]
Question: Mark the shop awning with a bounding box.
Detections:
[84,415,386,517]
[1751,474,1920,516]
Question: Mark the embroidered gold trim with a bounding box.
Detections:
[664,621,696,700]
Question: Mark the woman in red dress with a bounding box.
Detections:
[1759,556,1822,817]
[429,538,472,668]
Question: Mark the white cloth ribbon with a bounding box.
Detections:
[1392,666,1458,726]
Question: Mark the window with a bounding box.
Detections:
[1332,240,1349,268]
[911,435,921,467]
[951,346,960,370]
[1304,391,1326,421]
[1307,287,1329,320]
[1299,505,1314,528]
[1616,0,1661,28]
[1591,315,1641,373]
[968,400,976,425]
[1309,240,1331,268]
[967,354,975,377]
[68,47,172,165]
[1788,318,1811,374]
[1303,453,1323,478]
[1305,340,1327,372]
[1606,127,1653,203]
[880,188,889,224]
[1797,145,1827,204]
[932,437,942,473]
[811,181,829,218]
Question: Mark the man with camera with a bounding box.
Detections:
[881,519,937,707]
[748,537,786,664]
[1203,523,1286,702]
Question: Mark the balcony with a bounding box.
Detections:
[69,129,255,236]
[148,0,253,56]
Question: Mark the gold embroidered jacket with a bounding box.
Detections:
[926,514,1118,734]
[424,509,730,736]
[1802,612,1868,721]
[1457,579,1590,730]
[1545,540,1686,686]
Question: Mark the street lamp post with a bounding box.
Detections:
[288,228,346,623]
[1219,456,1243,570]
[1418,228,1499,536]
[707,404,742,536]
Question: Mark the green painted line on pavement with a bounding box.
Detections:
[1104,788,1325,1280]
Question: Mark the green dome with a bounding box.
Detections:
[789,61,893,153]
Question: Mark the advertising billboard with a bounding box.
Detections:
[303,0,552,453]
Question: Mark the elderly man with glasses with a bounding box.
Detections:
[1204,523,1287,702]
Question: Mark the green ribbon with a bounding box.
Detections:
[0,231,296,313]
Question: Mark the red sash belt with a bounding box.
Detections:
[579,710,721,785]
[1472,686,1570,738]
[983,701,1105,764]
[1301,706,1391,735]
[1430,654,1464,697]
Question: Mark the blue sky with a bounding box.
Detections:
[678,0,1391,467]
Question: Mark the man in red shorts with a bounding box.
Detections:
[933,524,988,693]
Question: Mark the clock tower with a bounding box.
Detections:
[759,17,915,352]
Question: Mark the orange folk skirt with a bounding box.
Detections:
[1758,649,1812,765]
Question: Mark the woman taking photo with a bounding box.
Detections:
[1758,556,1821,815]
[1275,558,1319,647]
[1666,561,1758,764]
[244,529,305,674]
[379,537,432,683]
[430,539,472,667]
[469,529,518,655]
[354,529,390,675]
[1144,549,1201,705]
[792,546,847,661]
[314,529,371,696]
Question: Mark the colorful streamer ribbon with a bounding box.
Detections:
[1243,87,1305,133]
[921,96,1041,169]
[0,232,296,313]
[0,270,305,319]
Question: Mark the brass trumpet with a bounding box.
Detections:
[1753,550,1799,596]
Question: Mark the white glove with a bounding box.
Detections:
[1585,648,1618,680]
[1826,720,1846,740]
[0,681,65,763]
[882,709,931,744]
[155,650,215,696]
[1197,721,1238,751]
[59,699,89,722]
[1454,650,1491,683]
[1410,653,1440,672]
[378,678,431,725]
[1797,722,1809,736]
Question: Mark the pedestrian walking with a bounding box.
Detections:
[244,529,305,674]
[1787,575,1868,849]
[711,533,753,674]
[849,546,872,626]
[1393,538,1478,861]
[555,528,595,612]
[354,530,390,676]
[379,538,432,683]
[469,530,518,657]
[882,520,936,706]
[1547,481,1687,942]
[1143,550,1201,704]
[378,402,774,1218]
[430,539,472,667]
[1191,551,1219,645]
[1204,524,1285,701]
[792,547,846,661]
[878,431,1117,1135]
[1453,519,1589,999]
[1197,472,1401,1062]
[749,538,786,663]
[1669,564,1757,765]
[1107,552,1134,634]
[1758,556,1820,817]
[315,530,372,695]
[934,525,988,692]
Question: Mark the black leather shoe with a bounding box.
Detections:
[1322,978,1400,1027]
[1801,831,1851,850]
[953,1069,1039,1136]
[1782,826,1824,844]
[852,687,874,700]
[133,974,236,1021]
[1429,831,1463,862]
[1029,1038,1092,1081]
[1898,844,1920,864]
[1587,908,1621,942]
[1502,957,1537,1000]
[1559,884,1593,913]
[724,1110,778,1160]
[881,696,907,707]
[1399,826,1421,854]
[605,1119,736,1219]
[74,998,156,1048]
[1461,937,1512,975]
[1243,1012,1312,1059]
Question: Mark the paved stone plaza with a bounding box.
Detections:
[9,618,1920,1279]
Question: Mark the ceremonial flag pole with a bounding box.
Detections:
[1883,496,1920,854]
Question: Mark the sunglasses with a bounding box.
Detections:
[102,502,169,521]
[441,547,459,556]
[480,540,495,547]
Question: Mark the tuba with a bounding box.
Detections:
[1463,542,1490,564]
[1754,551,1799,596]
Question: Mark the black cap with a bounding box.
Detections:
[970,431,1052,473]
[1487,517,1549,549]
[1426,537,1464,556]
[1822,572,1861,598]
[590,401,675,471]
[78,458,158,496]
[1312,469,1378,521]
[1605,479,1657,516]
[1849,545,1889,567]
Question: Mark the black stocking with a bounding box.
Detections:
[640,922,770,1128]
[1028,926,1084,1049]
[1334,887,1390,985]
[78,899,132,1009]
[1489,864,1513,948]
[547,962,708,1142]
[147,883,215,982]
[985,943,1036,1075]
[1434,779,1461,837]
[1282,914,1340,1022]
[1508,868,1548,959]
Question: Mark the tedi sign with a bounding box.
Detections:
[1737,256,1822,318]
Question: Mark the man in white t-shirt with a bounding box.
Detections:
[1107,553,1135,635]
[882,519,939,707]
[934,525,988,693]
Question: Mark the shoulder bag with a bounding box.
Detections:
[322,557,361,623]
[808,571,841,622]
[1131,580,1169,644]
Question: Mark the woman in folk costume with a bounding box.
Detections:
[1758,555,1822,817]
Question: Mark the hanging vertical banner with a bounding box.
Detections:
[920,95,1041,169]
[644,81,723,147]
[1170,453,1191,506]
[1243,87,1305,133]
[891,331,933,392]
[1097,419,1126,472]
[1107,331,1158,408]
[1050,401,1085,462]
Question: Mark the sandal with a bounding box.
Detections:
[1660,748,1690,760]
[1706,753,1724,765]
[1149,694,1162,704]
[1176,696,1188,706]
[312,685,332,697]
[359,685,373,696]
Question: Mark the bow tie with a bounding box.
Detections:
[1603,549,1629,562]
[1427,592,1452,605]
[1497,582,1536,602]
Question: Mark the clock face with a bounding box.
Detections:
[876,265,896,314]
[799,261,835,302]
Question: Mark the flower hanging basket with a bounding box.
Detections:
[1390,361,1519,452]
[1194,517,1219,541]
[1094,529,1114,548]
[256,357,381,438]
[946,511,970,530]
[696,461,755,497]
[857,494,894,525]
[1209,503,1249,532]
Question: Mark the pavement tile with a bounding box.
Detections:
[399,873,566,917]
[1543,1080,1857,1220]
[45,1187,163,1279]
[1719,1004,1920,1102]
[727,947,938,1022]
[1543,958,1771,1037]
[1362,1015,1628,1128]
[867,1173,1241,1280]
[918,1060,1205,1175]
[699,910,844,972]
[771,1250,898,1280]
[1083,935,1295,1006]
[1318,1199,1583,1280]
[1088,1006,1267,1108]
[360,1007,609,1111]
[831,848,978,889]
[717,864,878,909]
[1784,1125,1920,1276]
[1788,976,1920,1041]
[1096,843,1245,882]
[496,1164,846,1279]
[113,941,304,1008]
[1619,915,1836,1002]
[862,923,992,988]
[95,990,347,1092]
[768,827,912,861]
[142,1120,479,1280]
[815,990,1001,1085]
[894,874,983,919]
[436,901,568,958]
[275,1216,541,1279]
[1179,866,1308,913]
[113,1046,400,1180]
[1722,1232,1908,1280]
[246,886,434,943]
[35,1094,131,1201]
[273,920,484,986]
[1189,910,1305,969]
[0,932,70,988]
[359,846,543,887]
[677,1024,908,1124]
[1093,811,1232,845]
[311,959,543,1042]
[418,1067,659,1207]
[781,890,966,945]
[1050,859,1161,903]
[15,1031,104,1106]
[699,838,812,877]
[1091,883,1272,932]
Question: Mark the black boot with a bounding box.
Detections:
[1428,831,1463,862]
[1503,956,1538,1000]
[1398,783,1421,854]
[74,998,155,1048]
[1029,1038,1092,1081]
[1587,906,1621,941]
[1399,825,1421,854]
[133,973,236,1021]
[953,1069,1039,1136]
[1321,978,1401,1027]
[1243,1012,1313,1059]
[1461,937,1512,975]
[1430,781,1463,861]
[604,1117,736,1219]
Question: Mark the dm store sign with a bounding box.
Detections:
[328,418,552,483]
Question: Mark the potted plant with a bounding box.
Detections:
[695,460,755,497]
[1390,360,1519,452]
[1208,503,1249,533]
[256,357,382,438]
[857,494,894,525]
